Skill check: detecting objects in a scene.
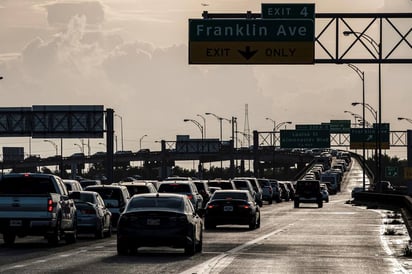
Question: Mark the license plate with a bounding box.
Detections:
[10,220,22,227]
[147,218,160,226]
[224,206,233,212]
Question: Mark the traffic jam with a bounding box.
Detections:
[0,150,350,256]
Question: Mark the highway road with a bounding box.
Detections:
[0,160,410,273]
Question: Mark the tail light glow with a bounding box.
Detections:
[47,199,53,212]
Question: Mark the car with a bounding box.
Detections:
[294,180,323,208]
[269,180,282,203]
[207,179,236,190]
[119,181,157,196]
[63,179,83,192]
[157,181,203,212]
[351,186,364,198]
[233,177,263,207]
[84,185,130,228]
[284,181,296,200]
[117,193,203,255]
[193,180,212,207]
[69,191,112,238]
[79,179,101,189]
[208,186,221,194]
[320,183,329,203]
[278,182,290,201]
[257,178,273,204]
[372,181,395,193]
[231,179,257,203]
[204,190,260,230]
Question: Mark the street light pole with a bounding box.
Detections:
[44,140,58,155]
[184,119,204,178]
[344,30,382,185]
[347,64,366,191]
[197,114,206,139]
[114,114,124,151]
[205,112,231,173]
[139,134,148,150]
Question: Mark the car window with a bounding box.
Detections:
[79,193,95,204]
[212,192,247,200]
[88,188,123,207]
[158,184,191,193]
[127,196,184,211]
[0,177,56,195]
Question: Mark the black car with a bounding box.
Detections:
[204,190,260,230]
[117,193,203,255]
[294,180,323,208]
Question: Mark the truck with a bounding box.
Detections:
[0,173,77,245]
[320,171,340,194]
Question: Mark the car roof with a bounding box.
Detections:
[130,193,185,199]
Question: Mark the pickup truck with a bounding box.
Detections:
[0,173,77,245]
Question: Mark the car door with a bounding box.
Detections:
[96,194,111,228]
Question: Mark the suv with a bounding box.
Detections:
[294,180,323,208]
[119,181,157,196]
[234,177,263,207]
[257,178,273,204]
[85,185,130,228]
[157,181,203,212]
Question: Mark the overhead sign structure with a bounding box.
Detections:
[280,129,330,149]
[385,166,399,177]
[188,3,315,65]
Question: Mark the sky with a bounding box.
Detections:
[0,0,411,161]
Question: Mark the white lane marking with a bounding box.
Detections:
[181,223,295,274]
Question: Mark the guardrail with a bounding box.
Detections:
[354,191,412,237]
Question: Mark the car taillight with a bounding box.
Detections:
[47,199,53,212]
[239,204,250,209]
[207,204,219,209]
[80,208,96,215]
[187,194,193,200]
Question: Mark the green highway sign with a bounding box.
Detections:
[189,19,314,41]
[261,3,315,19]
[350,127,390,149]
[385,166,399,177]
[295,124,330,131]
[280,129,330,148]
[329,120,351,133]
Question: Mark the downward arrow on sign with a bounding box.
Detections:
[238,46,258,60]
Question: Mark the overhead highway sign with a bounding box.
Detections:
[188,18,314,64]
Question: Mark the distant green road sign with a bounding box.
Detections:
[385,166,399,177]
[329,120,351,133]
[280,129,330,148]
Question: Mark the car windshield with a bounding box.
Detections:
[125,185,151,196]
[212,192,247,200]
[127,196,184,211]
[233,180,248,189]
[158,184,191,193]
[88,188,122,208]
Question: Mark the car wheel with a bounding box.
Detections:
[294,200,299,208]
[184,234,196,256]
[269,199,273,205]
[249,213,258,230]
[3,232,16,245]
[117,240,129,255]
[95,222,105,239]
[65,219,77,244]
[326,198,329,203]
[318,201,323,208]
[47,218,61,246]
[104,223,112,238]
[256,212,261,229]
